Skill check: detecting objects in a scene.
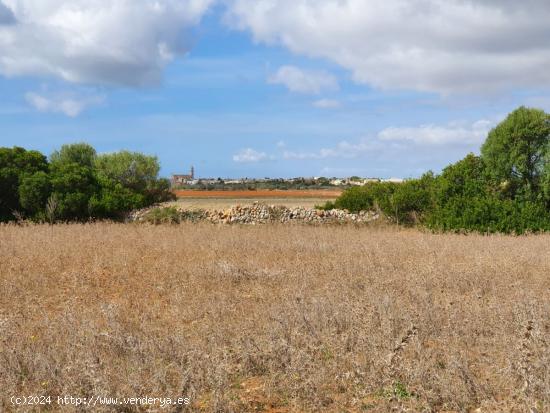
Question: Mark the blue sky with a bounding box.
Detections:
[1,1,550,178]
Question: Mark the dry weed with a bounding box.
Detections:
[0,223,549,412]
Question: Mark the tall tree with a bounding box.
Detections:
[0,147,48,221]
[50,143,97,168]
[481,107,550,197]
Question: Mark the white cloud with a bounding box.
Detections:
[378,120,494,145]
[284,140,377,160]
[233,148,268,163]
[313,98,341,109]
[0,0,214,86]
[226,0,550,95]
[282,118,496,164]
[268,65,339,94]
[0,1,15,24]
[25,91,104,117]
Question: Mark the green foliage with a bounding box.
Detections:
[19,171,51,217]
[0,143,178,222]
[94,151,175,209]
[334,176,435,225]
[481,106,550,198]
[0,147,48,221]
[388,173,435,225]
[94,151,160,192]
[88,178,146,219]
[143,206,181,224]
[144,177,176,204]
[316,200,336,211]
[49,162,99,221]
[334,181,397,213]
[50,142,97,168]
[332,106,550,234]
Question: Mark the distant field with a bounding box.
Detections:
[1,224,548,412]
[173,189,343,199]
[170,197,335,210]
[171,189,343,210]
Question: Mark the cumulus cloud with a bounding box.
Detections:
[268,65,339,94]
[313,99,341,109]
[282,118,495,163]
[25,91,104,117]
[0,0,214,86]
[226,0,550,94]
[0,1,15,24]
[233,148,268,163]
[284,140,377,160]
[378,120,494,145]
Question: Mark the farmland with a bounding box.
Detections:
[170,189,342,211]
[1,223,549,412]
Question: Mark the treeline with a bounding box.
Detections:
[323,107,550,234]
[0,143,175,222]
[177,177,337,191]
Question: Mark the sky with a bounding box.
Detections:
[1,1,550,179]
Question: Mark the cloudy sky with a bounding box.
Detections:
[1,0,550,178]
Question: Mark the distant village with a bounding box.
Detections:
[171,166,404,189]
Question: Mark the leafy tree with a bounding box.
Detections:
[88,177,146,219]
[435,154,489,199]
[49,162,98,220]
[94,151,159,191]
[94,151,175,204]
[50,143,97,168]
[19,171,51,217]
[0,147,48,221]
[481,107,550,198]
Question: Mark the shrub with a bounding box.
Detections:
[334,181,397,213]
[143,207,181,225]
[315,201,335,211]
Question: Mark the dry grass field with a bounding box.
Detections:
[1,223,549,412]
[168,198,334,211]
[173,190,342,199]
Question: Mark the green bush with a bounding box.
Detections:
[143,207,181,224]
[334,181,397,213]
[333,175,435,225]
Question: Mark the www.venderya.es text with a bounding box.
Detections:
[11,395,190,408]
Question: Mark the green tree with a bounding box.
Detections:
[88,176,146,219]
[481,107,550,198]
[19,171,52,218]
[49,162,98,220]
[0,147,48,221]
[94,151,159,191]
[94,150,174,204]
[50,143,97,168]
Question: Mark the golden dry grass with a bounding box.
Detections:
[1,223,549,412]
[173,190,342,199]
[168,197,334,211]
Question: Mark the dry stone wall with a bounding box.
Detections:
[130,202,379,225]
